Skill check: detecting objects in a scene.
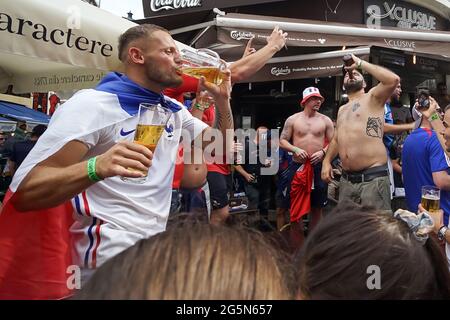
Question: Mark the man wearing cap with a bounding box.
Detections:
[280,86,334,235]
[321,54,400,211]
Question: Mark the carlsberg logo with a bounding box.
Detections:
[271,67,291,76]
[150,0,202,12]
[230,31,255,41]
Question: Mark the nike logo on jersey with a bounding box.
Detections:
[120,128,136,136]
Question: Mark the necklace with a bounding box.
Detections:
[325,0,342,14]
[324,0,342,21]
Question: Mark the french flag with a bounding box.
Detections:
[0,73,181,299]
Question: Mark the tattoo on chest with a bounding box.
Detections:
[352,102,361,112]
[366,117,383,138]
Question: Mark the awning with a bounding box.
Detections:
[164,12,450,82]
[0,0,194,93]
[214,13,450,58]
[0,101,50,126]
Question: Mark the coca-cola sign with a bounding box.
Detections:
[143,0,288,18]
[271,66,291,76]
[150,0,201,12]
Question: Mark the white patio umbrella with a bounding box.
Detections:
[0,0,192,93]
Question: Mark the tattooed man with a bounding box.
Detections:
[321,54,400,211]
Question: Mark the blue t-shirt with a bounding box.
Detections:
[402,128,450,225]
[383,103,394,151]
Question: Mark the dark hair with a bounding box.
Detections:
[296,201,450,299]
[32,124,47,137]
[75,222,294,300]
[118,24,169,62]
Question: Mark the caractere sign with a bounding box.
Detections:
[143,0,287,17]
[364,0,446,31]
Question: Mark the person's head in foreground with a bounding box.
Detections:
[296,201,450,299]
[75,221,294,299]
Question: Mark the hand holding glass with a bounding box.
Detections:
[180,48,226,85]
[122,103,172,183]
[421,185,440,213]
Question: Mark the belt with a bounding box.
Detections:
[342,166,388,184]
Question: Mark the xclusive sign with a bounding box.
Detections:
[143,0,287,17]
[364,0,444,30]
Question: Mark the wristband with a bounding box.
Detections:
[292,147,300,154]
[357,60,363,70]
[438,225,448,241]
[429,113,440,122]
[87,157,102,182]
[194,103,209,112]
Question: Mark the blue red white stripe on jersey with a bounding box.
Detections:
[73,191,92,216]
[83,218,103,269]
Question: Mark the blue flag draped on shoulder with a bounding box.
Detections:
[95,72,182,115]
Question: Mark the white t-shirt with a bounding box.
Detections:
[10,89,207,270]
[71,107,207,269]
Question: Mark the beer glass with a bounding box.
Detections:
[421,185,440,213]
[122,103,172,184]
[180,48,226,85]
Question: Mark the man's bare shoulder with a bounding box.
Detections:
[337,104,350,118]
[318,112,333,123]
[286,112,302,123]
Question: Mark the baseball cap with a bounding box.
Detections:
[300,87,324,106]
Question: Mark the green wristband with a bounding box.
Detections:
[357,60,363,70]
[429,113,440,122]
[87,157,102,182]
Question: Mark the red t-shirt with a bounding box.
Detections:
[164,75,201,189]
[163,74,199,103]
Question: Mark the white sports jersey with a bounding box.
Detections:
[10,88,207,270]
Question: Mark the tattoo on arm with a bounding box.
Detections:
[280,118,293,141]
[366,117,383,138]
[215,107,233,131]
[352,102,361,112]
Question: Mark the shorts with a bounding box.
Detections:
[207,172,232,210]
[283,162,328,209]
[310,162,328,208]
[276,162,297,209]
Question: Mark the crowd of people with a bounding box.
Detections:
[0,22,449,300]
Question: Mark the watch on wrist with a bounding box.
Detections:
[437,225,448,241]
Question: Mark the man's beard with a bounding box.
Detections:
[145,62,183,89]
[344,79,364,94]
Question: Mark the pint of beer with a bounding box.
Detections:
[421,185,440,212]
[180,48,226,85]
[122,103,172,184]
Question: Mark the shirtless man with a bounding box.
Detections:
[321,54,400,211]
[279,87,334,232]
